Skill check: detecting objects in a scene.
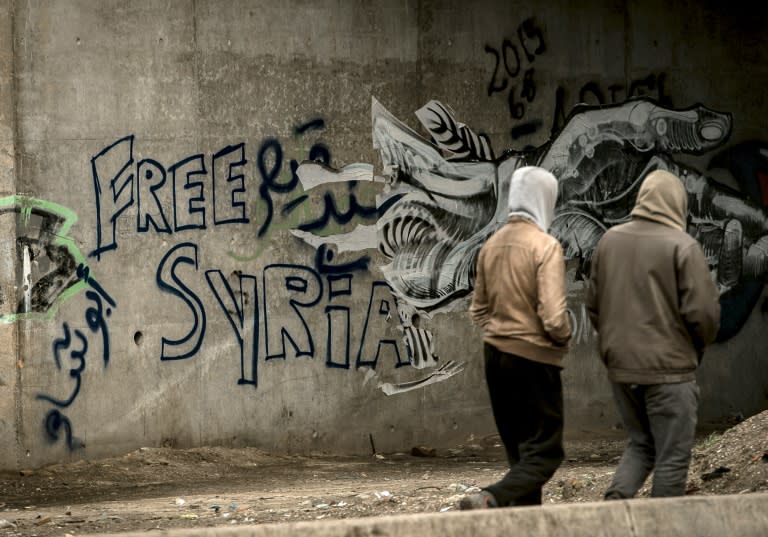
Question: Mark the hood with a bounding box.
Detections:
[507,166,559,232]
[630,170,688,231]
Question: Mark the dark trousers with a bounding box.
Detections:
[482,343,564,506]
[605,381,699,499]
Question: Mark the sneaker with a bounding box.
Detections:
[459,490,498,510]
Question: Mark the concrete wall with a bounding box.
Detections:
[0,0,766,470]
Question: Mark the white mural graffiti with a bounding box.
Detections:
[295,95,768,393]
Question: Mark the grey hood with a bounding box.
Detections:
[507,166,559,232]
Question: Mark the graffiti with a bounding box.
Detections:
[356,281,408,370]
[255,119,331,241]
[291,223,377,275]
[256,138,298,237]
[698,140,768,340]
[91,122,384,271]
[570,303,598,345]
[293,100,496,387]
[370,97,502,311]
[376,361,466,396]
[483,23,674,143]
[37,323,87,409]
[156,243,207,361]
[156,243,420,389]
[551,73,672,134]
[206,269,258,384]
[78,264,116,366]
[291,166,402,273]
[90,136,249,260]
[296,95,768,343]
[296,182,385,233]
[262,264,323,360]
[0,196,88,322]
[325,274,353,368]
[36,264,115,450]
[415,101,494,161]
[485,17,546,130]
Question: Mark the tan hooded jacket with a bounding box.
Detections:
[470,166,572,367]
[586,170,721,384]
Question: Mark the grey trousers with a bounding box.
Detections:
[605,380,699,499]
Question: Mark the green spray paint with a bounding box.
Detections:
[0,195,92,323]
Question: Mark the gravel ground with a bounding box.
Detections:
[0,410,766,536]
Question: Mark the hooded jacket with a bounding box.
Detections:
[586,170,721,384]
[470,166,572,367]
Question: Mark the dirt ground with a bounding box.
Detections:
[1,410,766,536]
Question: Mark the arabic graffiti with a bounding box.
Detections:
[36,264,115,450]
[90,123,385,275]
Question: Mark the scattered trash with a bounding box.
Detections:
[701,466,731,481]
[374,454,385,460]
[446,483,472,493]
[34,516,52,526]
[0,411,764,527]
[411,446,436,457]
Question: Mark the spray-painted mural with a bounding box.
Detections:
[296,96,768,355]
[0,197,116,450]
[0,196,89,322]
[3,7,761,458]
[10,92,764,453]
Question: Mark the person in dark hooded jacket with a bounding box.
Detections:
[462,166,572,509]
[586,169,721,498]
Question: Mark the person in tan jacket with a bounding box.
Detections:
[461,166,572,509]
[586,169,721,498]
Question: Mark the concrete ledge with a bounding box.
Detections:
[96,493,768,537]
